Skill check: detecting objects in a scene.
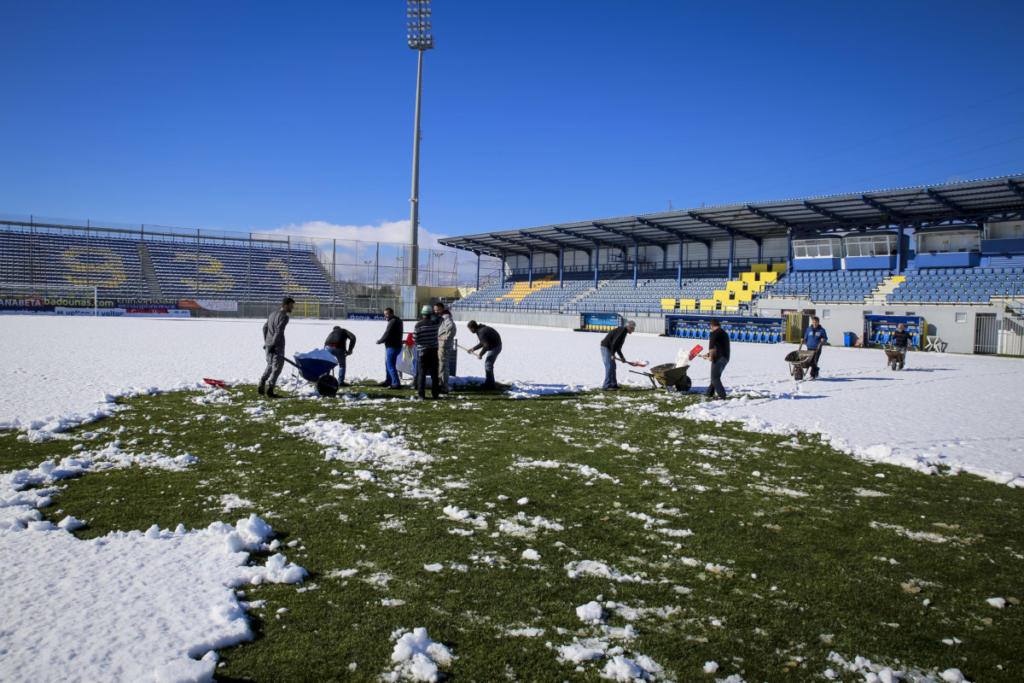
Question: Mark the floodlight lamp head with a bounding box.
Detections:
[406,0,434,50]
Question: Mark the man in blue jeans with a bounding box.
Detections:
[702,318,730,399]
[375,307,404,389]
[599,320,636,390]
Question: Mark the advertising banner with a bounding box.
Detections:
[178,299,238,312]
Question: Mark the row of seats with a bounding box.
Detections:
[671,322,782,344]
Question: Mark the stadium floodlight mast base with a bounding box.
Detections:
[407,0,433,287]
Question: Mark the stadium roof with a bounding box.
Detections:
[439,174,1024,258]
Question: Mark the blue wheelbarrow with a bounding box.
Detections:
[283,349,340,396]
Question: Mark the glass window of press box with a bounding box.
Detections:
[844,234,897,258]
[792,238,842,258]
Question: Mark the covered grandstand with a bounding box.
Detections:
[440,174,1024,356]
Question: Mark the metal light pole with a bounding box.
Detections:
[406,0,433,286]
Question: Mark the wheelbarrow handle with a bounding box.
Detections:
[282,356,301,369]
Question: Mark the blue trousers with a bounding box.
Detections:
[601,346,617,389]
[385,347,401,387]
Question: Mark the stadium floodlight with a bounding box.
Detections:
[406,0,433,286]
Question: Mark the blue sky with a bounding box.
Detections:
[1,1,1022,245]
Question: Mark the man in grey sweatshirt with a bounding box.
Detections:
[259,297,295,397]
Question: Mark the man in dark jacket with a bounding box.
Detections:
[599,320,636,390]
[376,307,404,388]
[259,296,294,398]
[324,325,356,386]
[466,320,502,389]
[414,305,441,398]
[702,318,730,400]
[891,322,911,370]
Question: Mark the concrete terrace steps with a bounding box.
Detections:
[136,242,163,298]
[866,275,904,304]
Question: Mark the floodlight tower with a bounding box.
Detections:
[406,0,433,286]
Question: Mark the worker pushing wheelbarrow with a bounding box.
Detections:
[884,323,911,371]
[785,350,817,380]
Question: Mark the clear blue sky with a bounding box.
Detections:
[1,1,1022,239]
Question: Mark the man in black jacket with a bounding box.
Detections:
[376,307,404,388]
[599,320,636,390]
[324,326,356,386]
[701,318,730,400]
[891,322,911,370]
[466,320,502,389]
[414,305,441,398]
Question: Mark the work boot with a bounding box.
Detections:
[257,384,265,396]
[377,380,390,387]
[266,387,281,399]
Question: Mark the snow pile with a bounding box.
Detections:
[825,651,968,682]
[565,560,648,584]
[284,418,433,471]
[383,627,454,682]
[601,654,664,681]
[0,514,306,682]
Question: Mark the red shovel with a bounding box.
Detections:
[203,378,228,388]
[687,344,704,361]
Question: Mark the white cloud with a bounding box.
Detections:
[264,219,447,250]
[258,219,501,286]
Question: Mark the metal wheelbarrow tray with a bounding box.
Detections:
[284,349,340,396]
[784,350,816,380]
[632,362,692,391]
[884,348,906,371]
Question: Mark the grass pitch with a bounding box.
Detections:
[4,382,1023,681]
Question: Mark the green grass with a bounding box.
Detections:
[4,382,1024,681]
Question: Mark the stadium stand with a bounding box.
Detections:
[887,267,1024,304]
[0,229,334,300]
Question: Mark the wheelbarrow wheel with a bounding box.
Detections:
[675,376,691,392]
[792,366,804,381]
[316,374,340,397]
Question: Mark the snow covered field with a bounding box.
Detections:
[2,315,1022,486]
[1,314,1022,681]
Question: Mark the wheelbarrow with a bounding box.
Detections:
[884,347,906,371]
[785,349,816,380]
[284,348,340,396]
[630,362,692,392]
